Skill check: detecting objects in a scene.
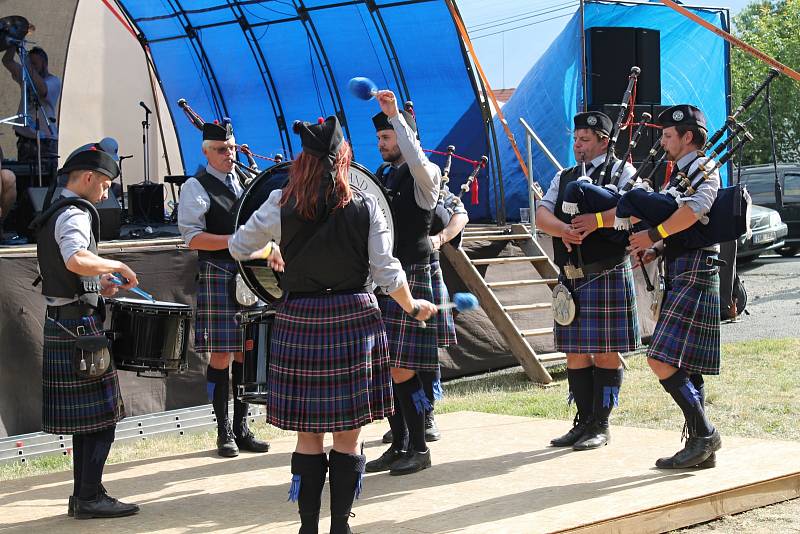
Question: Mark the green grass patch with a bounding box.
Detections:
[2,338,798,482]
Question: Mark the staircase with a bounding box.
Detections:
[442,223,564,384]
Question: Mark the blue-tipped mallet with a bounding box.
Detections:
[348,76,378,101]
[419,292,479,327]
[110,273,156,302]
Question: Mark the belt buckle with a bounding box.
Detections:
[563,263,584,280]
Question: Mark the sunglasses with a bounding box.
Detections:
[212,145,236,155]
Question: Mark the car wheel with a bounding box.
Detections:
[776,246,799,257]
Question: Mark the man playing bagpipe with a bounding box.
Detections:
[628,105,722,469]
[536,111,640,451]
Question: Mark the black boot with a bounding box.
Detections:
[690,374,716,468]
[328,450,366,534]
[208,365,238,458]
[424,412,441,442]
[655,430,722,469]
[231,362,270,453]
[74,493,140,519]
[551,367,594,447]
[367,387,408,472]
[389,376,431,476]
[289,453,328,534]
[419,370,441,442]
[574,366,622,450]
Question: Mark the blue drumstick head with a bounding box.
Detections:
[349,77,378,101]
[453,292,479,312]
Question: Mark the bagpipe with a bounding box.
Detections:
[614,69,780,249]
[176,98,284,181]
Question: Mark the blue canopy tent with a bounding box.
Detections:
[492,0,732,221]
[114,0,500,220]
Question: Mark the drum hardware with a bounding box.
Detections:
[552,282,576,326]
[235,307,275,404]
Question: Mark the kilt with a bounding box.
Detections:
[555,259,640,354]
[195,259,251,353]
[42,314,125,434]
[379,262,439,371]
[266,292,393,432]
[647,250,721,375]
[431,260,457,348]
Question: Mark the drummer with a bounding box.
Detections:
[177,121,270,457]
[229,115,436,534]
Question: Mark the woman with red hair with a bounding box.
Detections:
[229,116,436,534]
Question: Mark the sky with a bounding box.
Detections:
[460,0,754,89]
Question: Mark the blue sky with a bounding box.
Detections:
[460,0,754,89]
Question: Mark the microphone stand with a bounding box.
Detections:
[118,154,133,220]
[140,105,151,184]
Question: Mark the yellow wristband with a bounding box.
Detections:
[657,224,669,239]
[595,212,604,228]
[258,242,274,260]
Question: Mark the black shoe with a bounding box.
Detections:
[234,430,270,453]
[424,413,441,442]
[389,449,431,476]
[696,452,716,468]
[655,430,722,469]
[381,428,393,444]
[572,422,610,451]
[69,483,107,516]
[550,421,588,447]
[365,447,405,473]
[217,424,239,458]
[74,493,139,519]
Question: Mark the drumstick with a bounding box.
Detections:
[110,273,156,302]
[348,77,378,100]
[418,292,479,328]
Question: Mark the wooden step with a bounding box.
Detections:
[519,327,553,337]
[463,229,510,236]
[502,303,552,312]
[461,233,531,242]
[537,352,567,363]
[486,279,558,289]
[471,256,549,266]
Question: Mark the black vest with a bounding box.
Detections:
[381,164,434,266]
[35,197,101,306]
[279,190,372,294]
[552,159,628,268]
[194,170,240,261]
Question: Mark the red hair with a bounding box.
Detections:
[281,141,353,220]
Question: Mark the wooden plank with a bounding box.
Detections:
[510,223,561,280]
[519,327,553,337]
[461,233,531,242]
[502,303,551,312]
[486,279,558,288]
[0,237,187,258]
[471,256,549,265]
[537,352,567,363]
[442,244,552,384]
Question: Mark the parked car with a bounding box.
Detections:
[736,164,800,257]
[736,204,788,262]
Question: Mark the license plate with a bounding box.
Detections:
[754,231,776,244]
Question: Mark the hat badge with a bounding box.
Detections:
[586,115,598,126]
[672,110,685,122]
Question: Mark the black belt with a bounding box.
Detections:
[560,255,627,279]
[285,286,371,299]
[47,303,98,321]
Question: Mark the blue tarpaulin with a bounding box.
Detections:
[492,0,731,221]
[116,0,498,219]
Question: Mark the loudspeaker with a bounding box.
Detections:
[588,104,656,162]
[587,27,661,106]
[25,187,121,241]
[128,183,165,224]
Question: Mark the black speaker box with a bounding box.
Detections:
[26,187,121,241]
[128,182,165,224]
[587,27,661,106]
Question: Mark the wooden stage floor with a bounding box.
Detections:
[1,412,798,533]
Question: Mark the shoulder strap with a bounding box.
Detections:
[29,196,100,243]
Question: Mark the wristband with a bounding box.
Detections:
[647,227,662,243]
[595,212,604,228]
[257,241,273,260]
[409,303,420,318]
[657,223,669,239]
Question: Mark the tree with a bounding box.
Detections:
[731,0,800,165]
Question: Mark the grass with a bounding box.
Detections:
[3,336,799,531]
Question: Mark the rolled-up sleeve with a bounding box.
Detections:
[536,170,562,212]
[177,178,211,246]
[389,114,441,210]
[228,189,283,260]
[442,188,468,216]
[365,193,406,293]
[55,208,92,263]
[615,161,637,191]
[681,158,719,217]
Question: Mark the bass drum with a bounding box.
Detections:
[235,161,394,304]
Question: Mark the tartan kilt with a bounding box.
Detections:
[195,259,251,353]
[42,314,125,434]
[555,259,640,353]
[647,250,721,375]
[266,292,394,432]
[379,262,439,371]
[431,260,457,348]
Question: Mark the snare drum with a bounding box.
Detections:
[109,297,193,377]
[236,307,275,404]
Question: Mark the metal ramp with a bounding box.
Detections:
[442,223,563,384]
